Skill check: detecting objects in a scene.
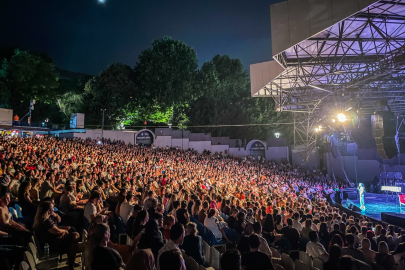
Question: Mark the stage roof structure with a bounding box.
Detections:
[251,0,405,160]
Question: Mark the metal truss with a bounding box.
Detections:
[258,0,405,158]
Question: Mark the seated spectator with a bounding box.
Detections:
[221,249,241,270]
[157,223,185,270]
[119,192,134,225]
[159,249,186,270]
[376,241,395,270]
[359,238,376,265]
[163,214,175,240]
[227,209,238,230]
[180,222,204,265]
[341,234,365,262]
[392,243,405,270]
[125,204,142,237]
[17,180,37,217]
[84,192,106,223]
[281,218,300,250]
[241,233,274,270]
[125,249,155,270]
[204,208,228,241]
[198,201,209,224]
[131,209,148,240]
[87,223,125,270]
[33,201,80,270]
[0,187,31,246]
[237,222,254,254]
[323,244,341,270]
[301,219,313,241]
[329,234,344,252]
[253,222,272,257]
[377,228,388,245]
[367,230,378,252]
[138,213,164,260]
[329,223,345,243]
[176,200,189,226]
[306,231,329,263]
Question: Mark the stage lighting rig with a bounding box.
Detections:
[337,113,346,122]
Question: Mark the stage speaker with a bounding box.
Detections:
[345,199,362,212]
[371,111,396,137]
[375,136,397,160]
[341,188,358,200]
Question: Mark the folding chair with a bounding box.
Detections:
[203,241,211,265]
[281,253,295,270]
[24,251,37,270]
[9,207,18,220]
[275,265,286,270]
[211,246,221,270]
[19,261,30,270]
[270,247,281,258]
[14,204,23,218]
[312,257,323,270]
[295,259,309,270]
[27,242,59,270]
[299,251,313,268]
[184,256,199,270]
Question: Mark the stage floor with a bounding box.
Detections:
[342,193,404,220]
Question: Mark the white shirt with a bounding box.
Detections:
[84,202,97,223]
[292,219,302,232]
[119,202,134,225]
[204,216,223,239]
[157,240,181,270]
[306,241,328,262]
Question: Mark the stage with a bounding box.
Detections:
[342,193,405,220]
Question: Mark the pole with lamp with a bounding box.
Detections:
[101,109,106,141]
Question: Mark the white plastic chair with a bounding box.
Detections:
[312,257,323,270]
[203,241,211,265]
[24,251,36,270]
[295,259,309,270]
[299,251,313,268]
[281,253,295,270]
[19,261,30,270]
[211,247,220,270]
[270,247,281,258]
[184,256,199,270]
[275,265,286,270]
[27,242,59,270]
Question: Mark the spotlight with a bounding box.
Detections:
[332,119,336,123]
[274,132,280,138]
[315,128,319,132]
[337,113,346,122]
[97,141,102,144]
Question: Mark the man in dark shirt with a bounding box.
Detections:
[341,234,365,262]
[176,200,189,226]
[281,218,300,250]
[227,209,238,230]
[242,233,275,270]
[329,223,346,242]
[376,228,388,245]
[198,201,209,224]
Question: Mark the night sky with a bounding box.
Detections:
[0,0,284,75]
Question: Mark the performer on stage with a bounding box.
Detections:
[358,183,366,211]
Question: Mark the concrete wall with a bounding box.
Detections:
[189,141,211,153]
[171,139,189,149]
[266,147,289,163]
[155,136,172,148]
[212,145,230,155]
[0,108,13,126]
[229,148,247,157]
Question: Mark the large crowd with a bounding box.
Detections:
[0,136,404,270]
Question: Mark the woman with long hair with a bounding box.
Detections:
[318,222,329,245]
[359,238,376,265]
[329,234,344,253]
[137,217,164,259]
[17,180,37,216]
[33,201,80,270]
[274,214,283,234]
[191,199,201,220]
[301,219,313,241]
[180,222,205,265]
[86,223,124,270]
[131,210,149,239]
[29,178,41,203]
[324,244,341,270]
[376,241,395,270]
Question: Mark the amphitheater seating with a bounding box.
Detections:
[299,251,313,268]
[312,257,323,270]
[295,259,309,270]
[281,253,295,270]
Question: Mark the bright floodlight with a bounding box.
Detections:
[337,113,346,122]
[332,119,336,122]
[315,128,319,132]
[274,132,280,138]
[98,0,106,3]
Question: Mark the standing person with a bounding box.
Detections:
[119,193,134,225]
[241,234,274,270]
[357,183,366,211]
